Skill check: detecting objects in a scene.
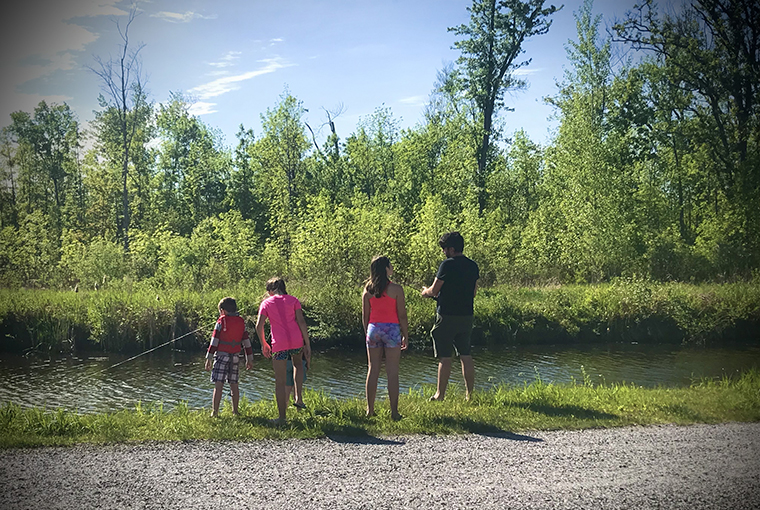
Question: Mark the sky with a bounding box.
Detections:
[0,0,638,150]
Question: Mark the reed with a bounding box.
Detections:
[1,280,758,354]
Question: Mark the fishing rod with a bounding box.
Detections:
[98,323,213,373]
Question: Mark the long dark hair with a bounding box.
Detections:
[265,276,287,295]
[365,256,391,298]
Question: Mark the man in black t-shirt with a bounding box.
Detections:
[421,231,479,401]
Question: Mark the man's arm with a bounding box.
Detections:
[421,278,444,299]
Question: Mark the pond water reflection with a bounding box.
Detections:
[1,343,758,413]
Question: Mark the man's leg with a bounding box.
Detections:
[460,355,474,400]
[433,357,452,401]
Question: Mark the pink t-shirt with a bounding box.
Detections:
[258,294,304,352]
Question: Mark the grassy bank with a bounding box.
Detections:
[1,279,759,354]
[1,369,758,448]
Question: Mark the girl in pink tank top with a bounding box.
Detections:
[361,256,409,420]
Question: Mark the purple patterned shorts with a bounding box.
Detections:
[273,347,303,361]
[366,322,402,349]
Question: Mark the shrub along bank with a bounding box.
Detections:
[1,279,759,354]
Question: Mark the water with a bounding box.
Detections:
[1,343,759,413]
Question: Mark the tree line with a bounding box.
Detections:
[0,0,758,292]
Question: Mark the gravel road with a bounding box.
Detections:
[2,422,759,509]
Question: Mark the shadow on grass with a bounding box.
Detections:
[512,402,618,420]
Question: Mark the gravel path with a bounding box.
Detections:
[2,422,759,509]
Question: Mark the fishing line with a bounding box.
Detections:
[97,323,213,374]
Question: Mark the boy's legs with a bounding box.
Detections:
[212,380,225,416]
[385,346,401,419]
[229,382,240,414]
[366,347,383,416]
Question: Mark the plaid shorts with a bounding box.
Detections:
[211,352,240,383]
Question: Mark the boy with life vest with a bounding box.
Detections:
[205,297,253,417]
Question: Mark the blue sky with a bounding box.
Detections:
[0,0,636,149]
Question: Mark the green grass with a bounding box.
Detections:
[2,368,759,448]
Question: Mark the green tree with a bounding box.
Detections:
[450,0,560,211]
[89,8,149,253]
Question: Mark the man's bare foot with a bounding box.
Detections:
[391,413,403,421]
[210,412,219,418]
[366,410,375,417]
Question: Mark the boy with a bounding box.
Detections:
[205,297,253,417]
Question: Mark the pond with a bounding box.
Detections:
[1,343,759,413]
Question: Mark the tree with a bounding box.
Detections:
[8,101,80,233]
[89,8,148,253]
[450,0,560,211]
[0,127,18,228]
[155,93,230,235]
[614,0,760,274]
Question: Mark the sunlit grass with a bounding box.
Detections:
[2,368,758,448]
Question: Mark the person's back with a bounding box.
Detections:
[259,293,304,352]
[435,255,479,316]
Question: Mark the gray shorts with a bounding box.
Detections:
[430,313,474,358]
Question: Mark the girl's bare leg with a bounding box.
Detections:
[385,347,402,419]
[272,358,288,421]
[366,347,383,416]
[292,352,305,406]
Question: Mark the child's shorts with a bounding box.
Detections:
[366,322,402,349]
[273,347,303,361]
[286,358,308,386]
[211,352,239,383]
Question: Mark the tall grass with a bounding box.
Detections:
[1,280,758,353]
[2,368,758,448]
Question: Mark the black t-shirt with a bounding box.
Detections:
[435,255,480,316]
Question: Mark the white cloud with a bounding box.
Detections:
[208,51,242,69]
[399,95,426,106]
[0,0,127,124]
[151,11,216,23]
[513,68,543,76]
[270,38,284,43]
[189,58,292,100]
[188,101,217,116]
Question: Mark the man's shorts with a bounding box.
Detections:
[430,313,474,358]
[286,358,308,386]
[366,322,403,349]
[211,352,239,383]
[273,347,303,361]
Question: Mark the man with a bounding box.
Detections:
[421,231,479,401]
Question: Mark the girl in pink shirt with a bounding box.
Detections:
[256,277,311,424]
[362,256,408,420]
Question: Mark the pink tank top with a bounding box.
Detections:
[369,291,399,324]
